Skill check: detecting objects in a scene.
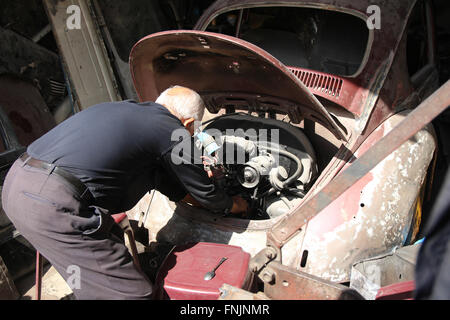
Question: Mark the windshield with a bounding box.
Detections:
[206,6,369,77]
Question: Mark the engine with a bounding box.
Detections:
[196,114,318,219]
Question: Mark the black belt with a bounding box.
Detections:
[19,152,94,204]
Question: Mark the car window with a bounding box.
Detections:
[206,6,369,77]
[406,0,430,77]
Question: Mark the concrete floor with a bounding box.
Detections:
[16,264,73,300]
[13,221,153,300]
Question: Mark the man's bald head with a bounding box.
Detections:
[165,86,192,96]
[155,86,205,123]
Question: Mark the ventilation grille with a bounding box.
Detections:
[290,68,343,98]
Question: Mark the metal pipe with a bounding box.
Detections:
[35,251,43,300]
[125,230,143,274]
[280,196,293,209]
[32,24,51,43]
[138,190,155,228]
[258,144,303,188]
[235,9,244,37]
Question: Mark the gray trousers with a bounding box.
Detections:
[1,157,153,299]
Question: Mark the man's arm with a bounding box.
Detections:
[162,150,234,214]
[153,166,187,202]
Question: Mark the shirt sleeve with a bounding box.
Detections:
[160,138,233,214]
[153,166,187,202]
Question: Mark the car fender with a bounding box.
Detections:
[292,111,436,282]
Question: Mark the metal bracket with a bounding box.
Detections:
[261,261,364,300]
[249,245,280,276]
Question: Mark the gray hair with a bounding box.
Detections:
[155,86,205,122]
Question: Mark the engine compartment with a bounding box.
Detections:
[197,113,318,220]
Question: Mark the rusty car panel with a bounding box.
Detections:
[194,0,439,142]
[122,0,445,296]
[260,260,363,300]
[43,0,122,110]
[195,0,418,121]
[1,0,448,301]
[271,80,450,281]
[297,121,435,282]
[129,30,347,140]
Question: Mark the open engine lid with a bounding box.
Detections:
[129,30,347,141]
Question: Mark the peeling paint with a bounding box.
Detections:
[298,114,435,282]
[126,118,434,283]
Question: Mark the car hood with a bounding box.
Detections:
[129,30,347,141]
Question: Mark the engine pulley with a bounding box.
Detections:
[238,154,275,188]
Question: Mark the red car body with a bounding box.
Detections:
[128,0,438,285]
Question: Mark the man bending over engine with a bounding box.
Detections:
[1,86,247,299]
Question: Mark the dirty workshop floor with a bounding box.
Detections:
[16,264,73,300]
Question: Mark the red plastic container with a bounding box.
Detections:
[154,242,253,300]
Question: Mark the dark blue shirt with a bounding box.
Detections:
[28,100,232,214]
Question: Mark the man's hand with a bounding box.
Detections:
[230,196,248,214]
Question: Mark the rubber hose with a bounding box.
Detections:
[257,144,303,189]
